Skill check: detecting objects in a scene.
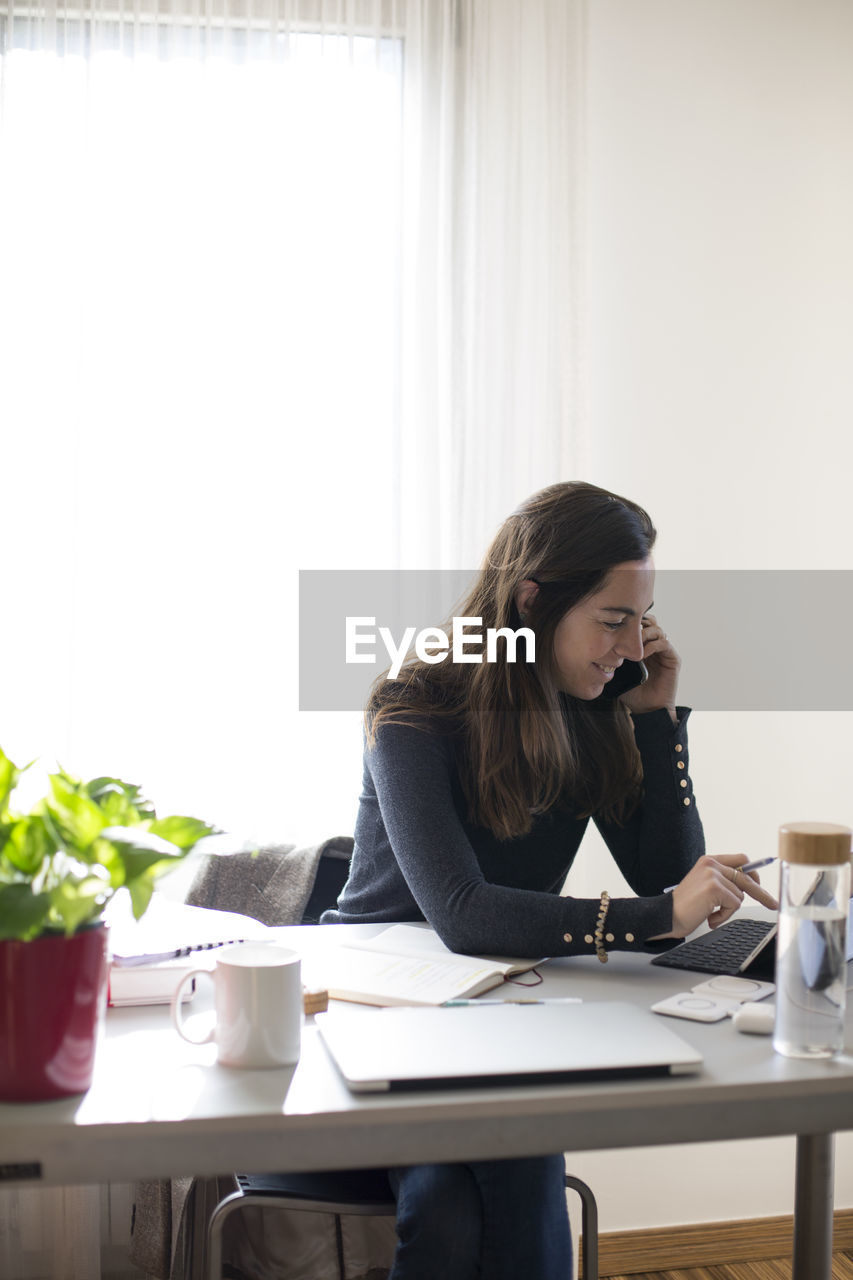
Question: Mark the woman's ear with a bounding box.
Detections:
[514,579,539,622]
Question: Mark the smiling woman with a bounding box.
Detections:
[323,480,721,1278]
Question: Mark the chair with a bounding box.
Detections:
[201,839,600,1280]
[207,1170,599,1280]
[207,1169,397,1280]
[566,1174,599,1280]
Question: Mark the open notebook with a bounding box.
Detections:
[302,923,545,1007]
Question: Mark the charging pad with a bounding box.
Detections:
[691,975,775,1002]
[651,992,741,1023]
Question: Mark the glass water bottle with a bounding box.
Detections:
[773,821,852,1059]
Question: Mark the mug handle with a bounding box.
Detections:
[171,969,215,1045]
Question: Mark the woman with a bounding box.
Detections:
[324,481,774,1280]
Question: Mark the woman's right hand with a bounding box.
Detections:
[652,854,779,940]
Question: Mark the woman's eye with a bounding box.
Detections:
[603,620,624,631]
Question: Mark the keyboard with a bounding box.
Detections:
[650,918,776,978]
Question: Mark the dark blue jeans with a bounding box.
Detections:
[387,1155,572,1279]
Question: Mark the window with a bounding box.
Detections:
[1,7,403,840]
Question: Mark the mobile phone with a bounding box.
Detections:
[597,659,648,701]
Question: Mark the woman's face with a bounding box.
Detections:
[552,559,655,699]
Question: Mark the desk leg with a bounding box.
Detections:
[793,1132,834,1280]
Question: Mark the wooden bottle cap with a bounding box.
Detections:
[778,822,852,866]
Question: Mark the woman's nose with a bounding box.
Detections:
[614,625,645,662]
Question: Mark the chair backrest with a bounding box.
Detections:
[184,836,354,927]
[301,843,353,923]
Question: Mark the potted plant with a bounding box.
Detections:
[0,744,216,1101]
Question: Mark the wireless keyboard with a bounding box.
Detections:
[650,917,776,978]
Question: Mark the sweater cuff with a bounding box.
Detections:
[630,705,691,743]
[631,706,696,814]
[557,893,674,958]
[606,894,675,952]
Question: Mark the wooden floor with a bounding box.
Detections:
[605,1253,853,1280]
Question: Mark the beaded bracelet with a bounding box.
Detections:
[594,890,611,963]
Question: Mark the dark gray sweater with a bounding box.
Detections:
[323,707,704,959]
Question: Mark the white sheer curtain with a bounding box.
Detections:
[399,0,586,569]
[0,2,584,1275]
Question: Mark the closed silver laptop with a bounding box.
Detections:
[315,1000,703,1092]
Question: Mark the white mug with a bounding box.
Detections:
[171,944,302,1068]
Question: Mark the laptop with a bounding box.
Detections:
[315,1001,703,1093]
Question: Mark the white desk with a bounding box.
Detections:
[2,924,852,1280]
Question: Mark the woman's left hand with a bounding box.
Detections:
[620,614,680,720]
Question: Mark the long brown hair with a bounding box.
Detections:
[366,482,657,840]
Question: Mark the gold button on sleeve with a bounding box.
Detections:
[625,932,635,943]
[677,761,685,770]
[674,744,683,753]
[584,934,593,945]
[563,933,573,944]
[683,796,691,806]
[680,779,688,788]
[605,932,614,943]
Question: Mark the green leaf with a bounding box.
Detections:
[46,772,109,856]
[127,875,155,920]
[0,882,52,941]
[99,826,184,885]
[89,837,127,889]
[2,816,54,876]
[50,875,108,936]
[0,821,16,863]
[86,777,155,825]
[0,746,21,817]
[149,815,216,851]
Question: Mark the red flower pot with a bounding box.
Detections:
[0,925,109,1101]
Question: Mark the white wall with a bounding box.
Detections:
[565,0,853,1234]
[582,0,853,574]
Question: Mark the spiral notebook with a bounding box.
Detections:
[106,893,274,967]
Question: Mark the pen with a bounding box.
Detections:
[739,857,775,874]
[664,855,776,893]
[442,998,582,1006]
